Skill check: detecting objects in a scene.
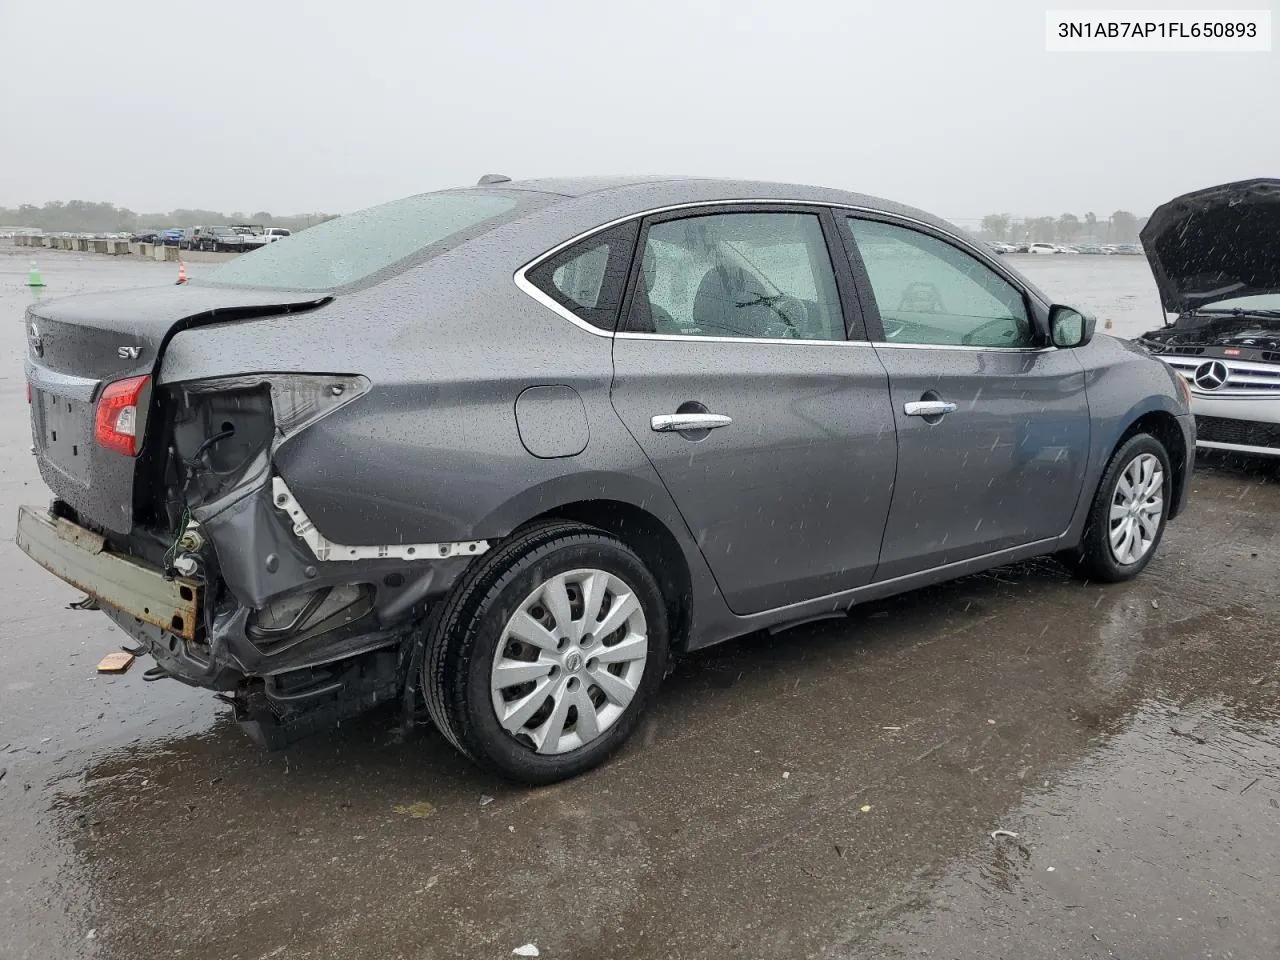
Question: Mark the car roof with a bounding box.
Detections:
[468,175,963,238]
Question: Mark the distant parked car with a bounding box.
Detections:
[232,225,271,250]
[193,225,246,252]
[159,229,185,246]
[263,227,292,242]
[1058,245,1081,255]
[1076,244,1104,255]
[180,227,205,251]
[985,241,1013,255]
[1028,242,1057,255]
[130,229,163,243]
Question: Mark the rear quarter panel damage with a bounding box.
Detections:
[157,234,729,644]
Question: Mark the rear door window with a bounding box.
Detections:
[626,212,845,341]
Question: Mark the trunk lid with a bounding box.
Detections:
[26,284,329,534]
[1141,178,1280,317]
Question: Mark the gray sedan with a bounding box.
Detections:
[19,175,1194,782]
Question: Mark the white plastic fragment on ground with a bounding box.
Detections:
[990,829,1019,840]
[512,944,540,957]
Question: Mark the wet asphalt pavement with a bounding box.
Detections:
[1,246,1277,960]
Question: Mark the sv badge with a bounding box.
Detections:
[117,346,142,360]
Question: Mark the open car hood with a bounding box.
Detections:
[1141,178,1280,317]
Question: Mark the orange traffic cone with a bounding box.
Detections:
[176,261,187,285]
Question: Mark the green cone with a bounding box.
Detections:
[27,261,45,288]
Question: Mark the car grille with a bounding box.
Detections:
[1196,416,1280,450]
[1163,356,1280,396]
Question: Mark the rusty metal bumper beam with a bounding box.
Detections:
[16,505,200,640]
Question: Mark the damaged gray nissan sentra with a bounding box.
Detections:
[19,175,1194,783]
[1138,178,1280,457]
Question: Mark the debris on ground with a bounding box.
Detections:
[990,829,1019,841]
[1169,725,1207,745]
[96,651,134,674]
[393,801,437,819]
[68,595,100,611]
[0,768,7,783]
[782,771,790,779]
[860,805,872,813]
[512,944,540,957]
[479,794,494,807]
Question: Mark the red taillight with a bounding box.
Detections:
[94,375,149,456]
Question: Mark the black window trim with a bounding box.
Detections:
[523,220,640,333]
[616,203,869,344]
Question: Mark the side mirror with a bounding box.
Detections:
[1049,305,1096,348]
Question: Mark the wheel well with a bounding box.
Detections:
[525,500,694,652]
[1118,411,1188,518]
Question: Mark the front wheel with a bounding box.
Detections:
[1064,433,1171,582]
[422,521,669,784]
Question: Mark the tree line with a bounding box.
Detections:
[978,210,1146,244]
[0,200,338,235]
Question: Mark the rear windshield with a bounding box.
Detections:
[204,192,520,291]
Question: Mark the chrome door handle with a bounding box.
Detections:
[903,400,958,417]
[651,413,733,432]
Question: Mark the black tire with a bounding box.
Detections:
[422,521,669,784]
[1064,432,1172,583]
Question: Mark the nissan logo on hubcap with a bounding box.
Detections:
[1193,360,1229,391]
[564,652,583,672]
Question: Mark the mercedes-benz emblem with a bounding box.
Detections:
[1193,360,1229,391]
[27,321,43,357]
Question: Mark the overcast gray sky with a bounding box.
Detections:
[1,0,1276,221]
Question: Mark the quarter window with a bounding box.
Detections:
[847,218,1034,348]
[526,221,639,331]
[627,212,844,341]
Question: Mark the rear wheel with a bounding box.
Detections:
[1064,433,1171,582]
[422,521,669,784]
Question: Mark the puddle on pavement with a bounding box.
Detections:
[31,532,1280,960]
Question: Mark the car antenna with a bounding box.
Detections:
[477,173,511,185]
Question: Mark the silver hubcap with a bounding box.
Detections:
[490,568,648,755]
[1109,453,1164,565]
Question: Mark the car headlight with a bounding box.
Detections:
[1176,372,1192,406]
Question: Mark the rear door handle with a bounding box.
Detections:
[651,413,733,432]
[903,400,958,417]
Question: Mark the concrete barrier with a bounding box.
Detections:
[8,236,181,258]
